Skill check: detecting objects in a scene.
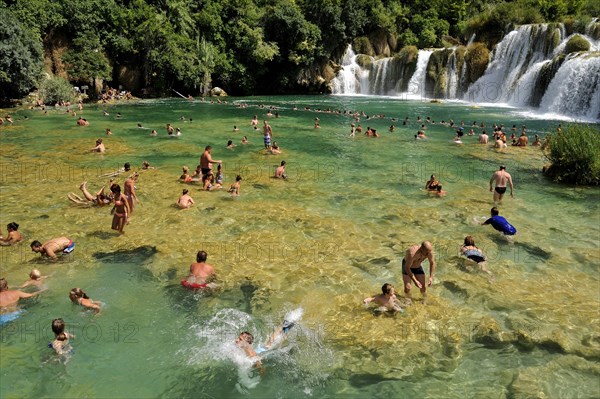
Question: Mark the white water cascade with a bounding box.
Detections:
[465,24,563,104]
[330,45,370,95]
[539,53,600,120]
[407,50,433,98]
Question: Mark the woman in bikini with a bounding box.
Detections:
[69,288,101,312]
[460,235,491,274]
[425,175,440,191]
[110,184,130,234]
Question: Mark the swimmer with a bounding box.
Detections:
[489,165,514,201]
[274,160,286,179]
[106,128,112,136]
[517,132,528,146]
[0,278,46,310]
[181,250,217,290]
[141,161,154,170]
[460,235,491,274]
[256,318,297,353]
[363,283,403,313]
[479,130,489,144]
[177,189,195,209]
[21,269,50,288]
[0,222,23,246]
[137,123,143,128]
[227,140,235,149]
[68,181,112,206]
[425,175,440,191]
[228,175,242,196]
[150,129,158,136]
[50,318,74,355]
[402,241,436,304]
[235,332,263,371]
[350,123,355,137]
[532,134,541,146]
[180,166,193,183]
[482,207,517,236]
[90,138,105,153]
[251,115,258,126]
[77,117,89,126]
[233,126,239,132]
[270,141,281,154]
[31,237,75,260]
[69,288,101,312]
[241,136,248,144]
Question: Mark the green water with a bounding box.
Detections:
[0,96,599,398]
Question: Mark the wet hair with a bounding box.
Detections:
[464,236,475,246]
[236,175,242,182]
[69,288,89,302]
[30,269,41,279]
[52,318,67,340]
[124,163,131,171]
[280,160,286,166]
[0,278,7,291]
[499,165,506,170]
[491,207,499,216]
[7,222,18,231]
[239,331,254,344]
[205,145,212,151]
[110,183,121,194]
[382,283,394,295]
[97,138,103,144]
[30,240,42,249]
[196,250,208,262]
[182,189,189,195]
[227,140,233,146]
[182,166,189,172]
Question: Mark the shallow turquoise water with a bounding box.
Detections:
[0,96,598,398]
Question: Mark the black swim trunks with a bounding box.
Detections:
[201,168,212,176]
[402,258,425,275]
[495,186,507,194]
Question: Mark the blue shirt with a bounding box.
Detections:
[485,215,517,235]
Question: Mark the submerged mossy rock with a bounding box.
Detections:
[464,42,490,87]
[355,54,373,69]
[472,316,506,347]
[588,21,600,41]
[564,34,591,54]
[353,37,374,57]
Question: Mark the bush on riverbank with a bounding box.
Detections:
[38,75,76,104]
[544,124,600,185]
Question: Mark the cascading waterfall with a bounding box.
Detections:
[407,50,433,98]
[446,48,458,99]
[465,24,563,104]
[539,53,600,120]
[370,58,392,95]
[330,45,370,95]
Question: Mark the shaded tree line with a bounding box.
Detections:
[1,0,598,100]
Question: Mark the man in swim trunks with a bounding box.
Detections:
[0,278,45,310]
[482,207,517,236]
[124,172,139,216]
[200,146,222,179]
[30,237,75,260]
[182,250,216,289]
[263,120,273,149]
[489,165,514,202]
[402,241,436,304]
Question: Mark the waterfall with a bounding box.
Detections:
[407,50,433,98]
[539,53,600,120]
[330,45,370,95]
[446,48,458,99]
[370,58,392,95]
[465,24,563,105]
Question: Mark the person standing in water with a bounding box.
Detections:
[489,165,514,202]
[401,241,436,304]
[124,171,139,218]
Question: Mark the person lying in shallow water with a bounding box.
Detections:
[364,283,403,313]
[68,182,113,206]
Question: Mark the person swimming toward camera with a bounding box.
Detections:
[50,318,74,355]
[363,283,403,313]
[460,235,491,274]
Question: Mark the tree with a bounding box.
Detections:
[0,7,44,100]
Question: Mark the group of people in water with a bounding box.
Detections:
[1,100,527,368]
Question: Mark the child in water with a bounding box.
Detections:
[364,283,403,313]
[69,288,102,312]
[50,318,74,355]
[21,269,50,288]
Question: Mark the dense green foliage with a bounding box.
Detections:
[0,6,44,100]
[544,125,600,185]
[2,0,599,97]
[37,75,76,104]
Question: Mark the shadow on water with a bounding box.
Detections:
[87,230,117,240]
[92,245,158,264]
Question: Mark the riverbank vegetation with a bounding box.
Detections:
[1,0,599,100]
[544,125,600,185]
